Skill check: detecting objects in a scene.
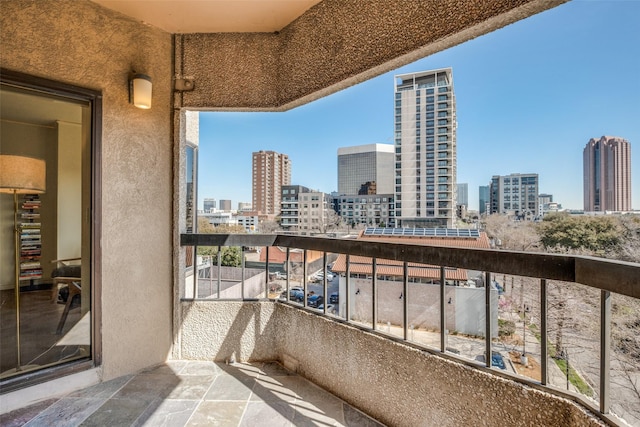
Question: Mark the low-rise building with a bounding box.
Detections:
[331,228,497,337]
[489,173,539,219]
[335,194,395,227]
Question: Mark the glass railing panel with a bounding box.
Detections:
[442,271,489,364]
[490,274,538,377]
[405,264,442,350]
[304,250,328,311]
[372,258,405,340]
[348,256,374,329]
[546,281,600,404]
[194,246,250,299]
[282,248,306,306]
[317,251,339,316]
[610,292,640,426]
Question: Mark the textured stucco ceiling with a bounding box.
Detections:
[91,0,322,33]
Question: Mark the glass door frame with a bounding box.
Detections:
[0,68,102,392]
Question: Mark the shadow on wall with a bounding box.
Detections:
[179,301,279,364]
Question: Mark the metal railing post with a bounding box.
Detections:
[303,250,308,307]
[440,265,446,353]
[241,246,245,299]
[323,252,328,314]
[541,279,548,385]
[403,261,409,341]
[485,271,492,368]
[345,254,350,321]
[265,246,270,298]
[600,290,611,414]
[193,244,198,299]
[216,245,221,299]
[208,255,213,294]
[285,247,291,301]
[372,258,378,330]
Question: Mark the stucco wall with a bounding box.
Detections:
[272,303,603,427]
[178,0,566,110]
[1,0,174,380]
[178,301,278,362]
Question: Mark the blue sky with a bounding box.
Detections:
[198,0,640,211]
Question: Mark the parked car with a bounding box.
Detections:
[281,287,303,302]
[317,304,335,313]
[491,352,507,370]
[475,351,507,370]
[275,271,287,280]
[329,292,339,304]
[289,289,304,302]
[307,294,324,308]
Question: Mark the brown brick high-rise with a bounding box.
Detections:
[252,150,291,216]
[583,136,632,211]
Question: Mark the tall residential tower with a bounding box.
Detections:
[394,69,457,228]
[252,150,291,216]
[583,136,631,212]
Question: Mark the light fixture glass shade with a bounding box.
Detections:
[0,155,46,194]
[130,73,152,109]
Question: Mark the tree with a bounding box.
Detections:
[197,216,216,233]
[482,214,540,251]
[319,209,344,234]
[220,246,241,267]
[259,218,282,234]
[196,217,246,256]
[537,213,622,254]
[213,223,246,234]
[617,215,640,263]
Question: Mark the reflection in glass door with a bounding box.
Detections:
[0,78,93,379]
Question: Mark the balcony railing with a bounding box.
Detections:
[180,233,639,425]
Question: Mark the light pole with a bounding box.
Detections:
[521,304,530,365]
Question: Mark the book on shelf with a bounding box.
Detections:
[20,261,41,269]
[19,194,43,283]
[21,222,41,228]
[21,213,41,219]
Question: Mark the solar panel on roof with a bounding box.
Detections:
[363,227,480,238]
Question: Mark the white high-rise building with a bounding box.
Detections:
[394,69,457,228]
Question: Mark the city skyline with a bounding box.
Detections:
[197,1,639,212]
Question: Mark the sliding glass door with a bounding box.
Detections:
[0,71,99,382]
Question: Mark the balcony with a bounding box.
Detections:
[174,233,637,426]
[2,232,637,426]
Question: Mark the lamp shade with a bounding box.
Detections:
[130,73,152,109]
[0,155,46,194]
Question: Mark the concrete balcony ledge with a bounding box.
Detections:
[178,300,608,426]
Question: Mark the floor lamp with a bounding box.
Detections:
[0,155,46,371]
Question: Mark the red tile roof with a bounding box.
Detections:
[330,230,489,281]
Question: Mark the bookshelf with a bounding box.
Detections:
[20,194,42,282]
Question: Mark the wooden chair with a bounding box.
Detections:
[51,258,82,334]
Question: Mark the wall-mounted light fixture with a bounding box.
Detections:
[129,73,152,109]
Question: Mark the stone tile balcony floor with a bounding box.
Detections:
[1,360,385,426]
